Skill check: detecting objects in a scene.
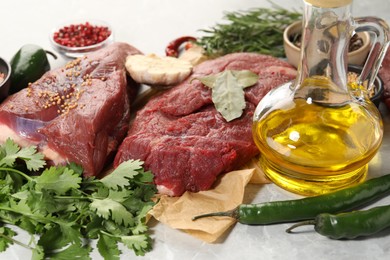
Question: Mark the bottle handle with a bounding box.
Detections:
[354,17,390,91]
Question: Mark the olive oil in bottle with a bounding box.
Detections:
[252,0,389,196]
[253,80,383,196]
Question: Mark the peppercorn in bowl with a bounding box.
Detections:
[49,20,114,59]
[283,21,371,68]
[0,57,11,102]
[348,65,384,107]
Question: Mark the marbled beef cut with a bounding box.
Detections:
[379,50,390,109]
[114,53,297,196]
[0,42,142,176]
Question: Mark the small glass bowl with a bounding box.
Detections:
[49,19,114,59]
[348,65,384,107]
[0,57,11,101]
[284,21,371,68]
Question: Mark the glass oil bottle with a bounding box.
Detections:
[252,0,390,196]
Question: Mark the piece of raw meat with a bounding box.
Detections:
[114,52,297,196]
[379,49,390,109]
[0,42,142,176]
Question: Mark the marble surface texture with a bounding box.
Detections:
[2,0,390,259]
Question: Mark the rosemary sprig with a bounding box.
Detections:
[196,4,302,58]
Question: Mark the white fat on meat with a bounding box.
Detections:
[0,124,68,165]
[156,185,175,197]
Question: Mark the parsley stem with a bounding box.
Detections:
[100,230,116,238]
[0,231,34,250]
[51,195,109,201]
[0,167,34,182]
[0,206,62,225]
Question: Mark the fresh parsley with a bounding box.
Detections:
[0,138,157,259]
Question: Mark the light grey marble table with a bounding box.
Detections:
[2,0,390,259]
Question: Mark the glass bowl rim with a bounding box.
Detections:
[49,19,114,52]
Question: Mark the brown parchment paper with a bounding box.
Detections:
[148,157,270,243]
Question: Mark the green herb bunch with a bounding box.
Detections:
[0,138,157,259]
[197,4,302,58]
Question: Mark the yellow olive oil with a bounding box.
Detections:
[253,98,383,196]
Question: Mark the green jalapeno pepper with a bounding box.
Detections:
[9,44,57,94]
[286,205,390,239]
[192,174,390,224]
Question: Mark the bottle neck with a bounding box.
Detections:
[304,0,352,9]
[296,2,353,93]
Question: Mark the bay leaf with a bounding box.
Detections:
[231,70,259,88]
[196,74,218,88]
[196,70,258,122]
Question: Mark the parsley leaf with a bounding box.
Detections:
[90,198,135,227]
[0,227,16,252]
[121,234,152,256]
[45,242,92,260]
[100,159,145,190]
[35,166,82,195]
[132,220,149,235]
[31,245,45,260]
[0,138,46,171]
[97,233,121,260]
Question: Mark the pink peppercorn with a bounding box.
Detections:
[53,22,111,47]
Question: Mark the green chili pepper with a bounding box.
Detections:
[192,174,390,224]
[9,44,57,94]
[286,205,390,239]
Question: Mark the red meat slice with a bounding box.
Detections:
[114,52,297,196]
[379,49,390,109]
[0,42,142,176]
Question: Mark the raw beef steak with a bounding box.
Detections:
[0,42,142,176]
[379,49,390,109]
[114,53,297,196]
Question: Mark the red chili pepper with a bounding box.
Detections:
[165,36,197,57]
[53,22,111,47]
